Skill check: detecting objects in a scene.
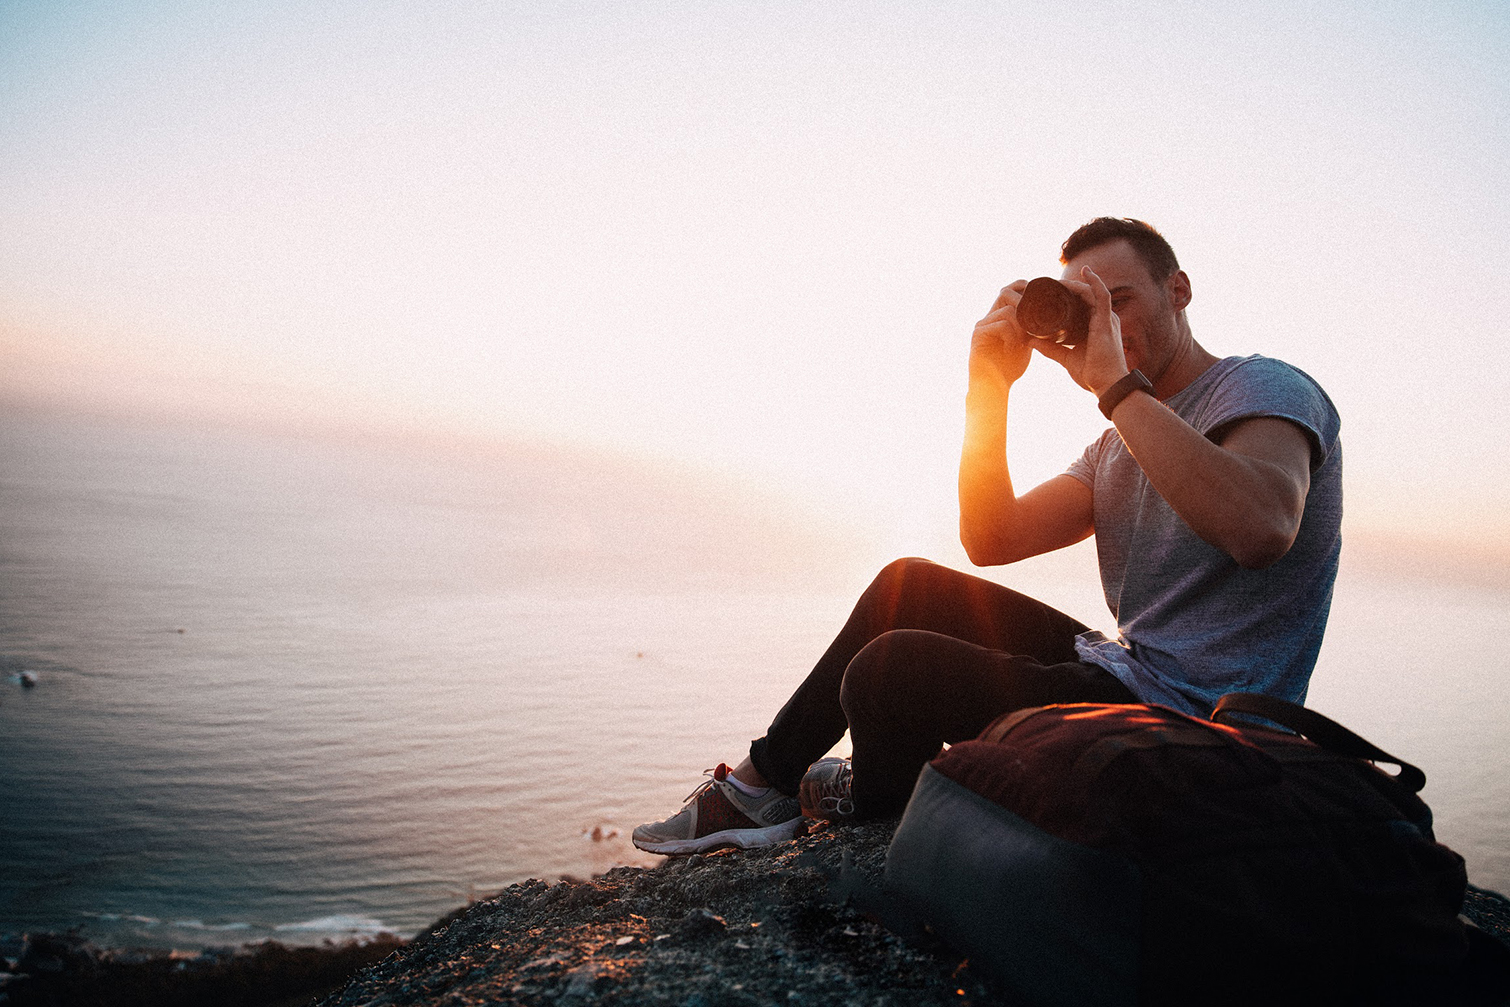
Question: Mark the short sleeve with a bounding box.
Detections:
[1065,430,1112,490]
[1199,357,1341,469]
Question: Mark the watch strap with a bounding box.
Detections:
[1098,369,1153,420]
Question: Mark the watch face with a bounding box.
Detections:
[1099,371,1151,419]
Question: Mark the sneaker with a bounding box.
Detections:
[631,764,803,855]
[798,757,855,822]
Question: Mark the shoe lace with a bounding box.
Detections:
[809,763,854,816]
[818,793,854,815]
[683,763,731,804]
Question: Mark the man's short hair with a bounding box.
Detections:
[1061,218,1180,282]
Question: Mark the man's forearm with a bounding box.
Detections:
[958,380,1016,564]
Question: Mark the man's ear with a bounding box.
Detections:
[1167,269,1192,312]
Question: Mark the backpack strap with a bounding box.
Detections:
[1211,693,1427,794]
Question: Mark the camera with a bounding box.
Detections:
[1017,277,1089,347]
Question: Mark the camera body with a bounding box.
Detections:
[1017,277,1089,347]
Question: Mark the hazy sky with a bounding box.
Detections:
[3,0,1507,561]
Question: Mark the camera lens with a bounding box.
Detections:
[1018,277,1089,346]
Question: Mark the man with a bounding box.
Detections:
[633,217,1342,856]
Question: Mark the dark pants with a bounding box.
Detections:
[748,557,1136,816]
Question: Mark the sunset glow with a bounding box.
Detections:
[2,0,1508,567]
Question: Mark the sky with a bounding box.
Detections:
[2,0,1508,569]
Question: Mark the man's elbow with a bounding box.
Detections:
[959,522,1009,567]
[1228,519,1301,570]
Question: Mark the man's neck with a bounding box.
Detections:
[1152,322,1220,400]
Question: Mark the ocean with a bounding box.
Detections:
[2,408,1506,952]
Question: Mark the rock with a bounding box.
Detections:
[15,932,98,976]
[674,908,726,939]
[3,932,405,1006]
[557,961,602,1001]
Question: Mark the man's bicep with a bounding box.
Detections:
[1210,417,1314,564]
[1213,417,1315,491]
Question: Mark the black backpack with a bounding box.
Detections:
[883,695,1510,1006]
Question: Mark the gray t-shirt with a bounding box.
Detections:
[1065,355,1342,716]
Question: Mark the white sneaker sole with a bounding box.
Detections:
[631,815,804,856]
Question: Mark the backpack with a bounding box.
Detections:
[883,695,1510,1006]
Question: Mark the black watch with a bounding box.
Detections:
[1098,369,1153,420]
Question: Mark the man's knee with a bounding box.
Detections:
[871,556,934,592]
[861,557,949,618]
[839,629,935,714]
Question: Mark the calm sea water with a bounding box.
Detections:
[2,409,1506,951]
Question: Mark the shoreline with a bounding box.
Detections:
[0,929,406,1007]
[0,921,408,964]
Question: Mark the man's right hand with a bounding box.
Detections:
[969,280,1033,395]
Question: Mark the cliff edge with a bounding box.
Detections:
[316,821,1510,1007]
[315,821,991,1006]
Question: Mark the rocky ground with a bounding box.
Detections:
[7,821,1508,1006]
[314,820,991,1007]
[313,820,1510,1007]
